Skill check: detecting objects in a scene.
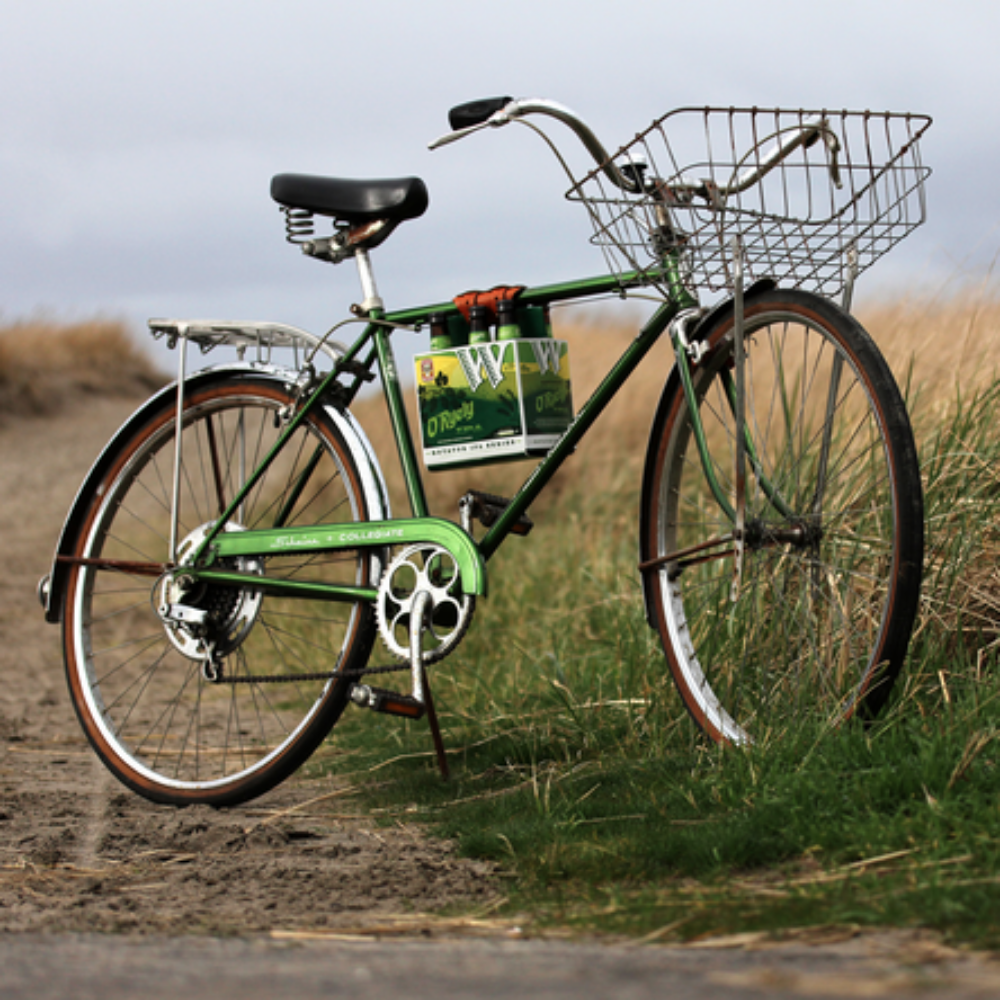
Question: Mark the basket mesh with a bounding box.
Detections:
[565,107,931,298]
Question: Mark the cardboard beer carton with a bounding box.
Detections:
[414,338,573,470]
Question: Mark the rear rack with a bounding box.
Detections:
[148,319,346,365]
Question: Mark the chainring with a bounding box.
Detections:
[376,543,475,663]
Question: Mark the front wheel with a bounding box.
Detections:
[61,373,381,806]
[641,289,923,743]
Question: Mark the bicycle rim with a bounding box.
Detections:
[643,290,923,743]
[62,376,378,806]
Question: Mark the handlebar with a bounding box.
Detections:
[430,97,645,195]
[429,97,843,201]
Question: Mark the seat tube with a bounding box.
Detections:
[353,246,428,517]
[373,322,429,519]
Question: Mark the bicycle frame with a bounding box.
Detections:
[165,97,886,608]
[43,93,930,809]
[181,262,706,602]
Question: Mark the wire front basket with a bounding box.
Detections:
[566,107,931,299]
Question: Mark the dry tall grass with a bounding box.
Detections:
[8,291,998,476]
[858,289,1000,406]
[355,290,1000,519]
[0,317,165,418]
[8,295,1000,666]
[858,290,1000,668]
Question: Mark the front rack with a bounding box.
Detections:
[565,107,932,299]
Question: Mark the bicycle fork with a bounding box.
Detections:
[670,238,749,601]
[659,244,795,591]
[731,239,748,601]
[661,244,862,596]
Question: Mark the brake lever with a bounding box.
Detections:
[428,101,520,151]
[428,121,492,150]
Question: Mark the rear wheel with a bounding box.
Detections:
[641,289,923,742]
[62,374,379,806]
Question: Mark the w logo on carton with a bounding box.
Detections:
[455,343,509,393]
[531,340,563,376]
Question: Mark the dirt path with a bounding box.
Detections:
[0,395,496,935]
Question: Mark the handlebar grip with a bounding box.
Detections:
[448,97,514,131]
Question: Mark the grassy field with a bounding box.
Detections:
[320,287,1000,949]
[9,296,1000,947]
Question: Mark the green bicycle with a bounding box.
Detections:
[41,97,931,806]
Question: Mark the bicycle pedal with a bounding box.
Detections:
[461,490,533,536]
[350,684,425,720]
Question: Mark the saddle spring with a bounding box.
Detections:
[282,206,315,245]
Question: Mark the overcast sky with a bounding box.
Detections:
[2,1,997,360]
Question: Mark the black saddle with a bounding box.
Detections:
[271,174,429,225]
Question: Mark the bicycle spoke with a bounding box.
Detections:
[63,376,378,805]
[644,290,922,742]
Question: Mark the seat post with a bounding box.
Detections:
[353,247,384,314]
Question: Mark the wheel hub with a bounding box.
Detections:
[742,517,823,551]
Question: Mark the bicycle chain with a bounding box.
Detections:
[211,661,409,685]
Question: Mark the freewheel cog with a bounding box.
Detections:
[157,522,264,663]
[376,543,475,663]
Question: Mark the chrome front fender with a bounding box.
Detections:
[41,362,390,623]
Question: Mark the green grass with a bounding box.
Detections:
[308,375,1000,949]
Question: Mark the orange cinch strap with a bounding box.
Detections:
[452,284,525,323]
